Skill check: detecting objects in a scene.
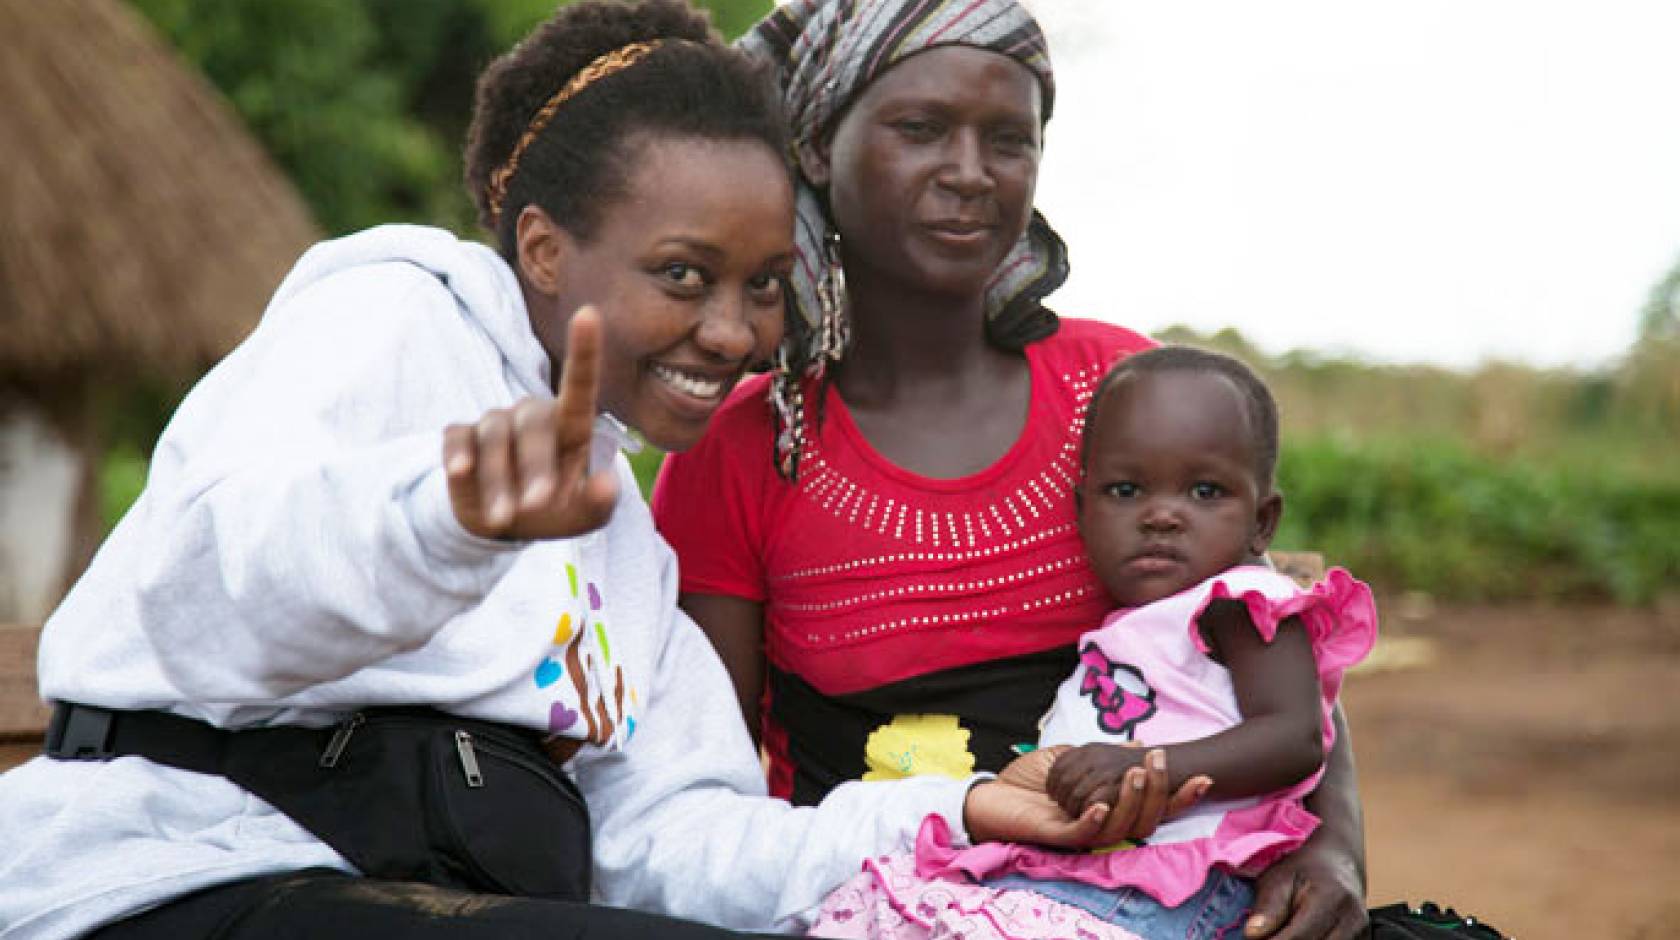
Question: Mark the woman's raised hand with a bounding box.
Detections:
[444,307,620,540]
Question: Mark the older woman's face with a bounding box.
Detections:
[812,45,1042,302]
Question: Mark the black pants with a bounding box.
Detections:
[89,869,772,940]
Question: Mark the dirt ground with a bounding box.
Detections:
[1348,598,1680,940]
[4,600,1676,937]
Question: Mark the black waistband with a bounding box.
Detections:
[766,645,1075,805]
[43,701,592,900]
[47,702,244,773]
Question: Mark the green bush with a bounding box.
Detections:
[629,446,666,500]
[99,447,150,532]
[1275,434,1680,604]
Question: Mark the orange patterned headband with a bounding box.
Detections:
[487,39,665,224]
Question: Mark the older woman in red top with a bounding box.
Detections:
[654,2,1368,937]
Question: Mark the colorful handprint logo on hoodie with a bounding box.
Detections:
[533,562,635,748]
[1077,642,1157,738]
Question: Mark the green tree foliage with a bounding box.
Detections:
[128,0,773,235]
[1638,252,1680,341]
[1617,252,1680,433]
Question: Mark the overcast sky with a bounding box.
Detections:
[1017,1,1680,370]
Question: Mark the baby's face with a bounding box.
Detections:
[1076,369,1279,608]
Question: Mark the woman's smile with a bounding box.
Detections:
[647,361,732,416]
[650,361,728,399]
[530,134,795,453]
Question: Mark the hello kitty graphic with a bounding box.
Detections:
[1076,642,1156,738]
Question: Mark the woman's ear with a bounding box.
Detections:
[515,204,573,297]
[1249,490,1284,557]
[794,133,832,188]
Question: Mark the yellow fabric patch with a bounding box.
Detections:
[862,714,975,781]
[1090,839,1143,855]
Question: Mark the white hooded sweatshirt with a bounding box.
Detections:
[0,226,970,939]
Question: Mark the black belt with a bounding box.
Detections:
[46,701,240,771]
[44,701,593,900]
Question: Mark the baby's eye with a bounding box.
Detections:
[1103,482,1139,499]
[1190,482,1225,500]
[660,262,706,290]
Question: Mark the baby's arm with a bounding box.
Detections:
[1048,598,1324,813]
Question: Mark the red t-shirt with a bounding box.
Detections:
[653,318,1154,802]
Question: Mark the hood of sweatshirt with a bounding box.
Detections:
[268,224,550,397]
[264,224,636,463]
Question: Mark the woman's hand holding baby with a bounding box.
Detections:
[965,747,1209,849]
[1046,743,1212,845]
[963,776,1110,847]
[444,307,621,540]
[1048,742,1148,818]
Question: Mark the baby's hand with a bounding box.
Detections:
[1046,742,1149,819]
[443,307,619,540]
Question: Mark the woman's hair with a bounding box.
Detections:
[1081,346,1281,491]
[464,0,788,256]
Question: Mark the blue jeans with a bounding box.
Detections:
[982,868,1254,940]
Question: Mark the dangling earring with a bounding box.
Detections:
[772,229,848,481]
[770,345,804,480]
[815,228,850,370]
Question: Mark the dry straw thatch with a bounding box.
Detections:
[0,0,320,385]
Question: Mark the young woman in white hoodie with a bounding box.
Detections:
[0,2,1118,938]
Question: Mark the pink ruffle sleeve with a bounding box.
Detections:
[1192,566,1378,746]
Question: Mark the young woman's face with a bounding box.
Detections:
[1076,369,1281,609]
[811,45,1042,300]
[524,134,795,453]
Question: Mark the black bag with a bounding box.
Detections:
[1368,901,1509,939]
[46,703,591,900]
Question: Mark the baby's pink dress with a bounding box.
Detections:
[808,566,1377,939]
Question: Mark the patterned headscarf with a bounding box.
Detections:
[741,0,1068,478]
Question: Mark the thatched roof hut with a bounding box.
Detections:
[0,0,321,627]
[0,0,320,384]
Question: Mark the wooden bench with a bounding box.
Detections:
[1270,550,1327,589]
[1,624,48,771]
